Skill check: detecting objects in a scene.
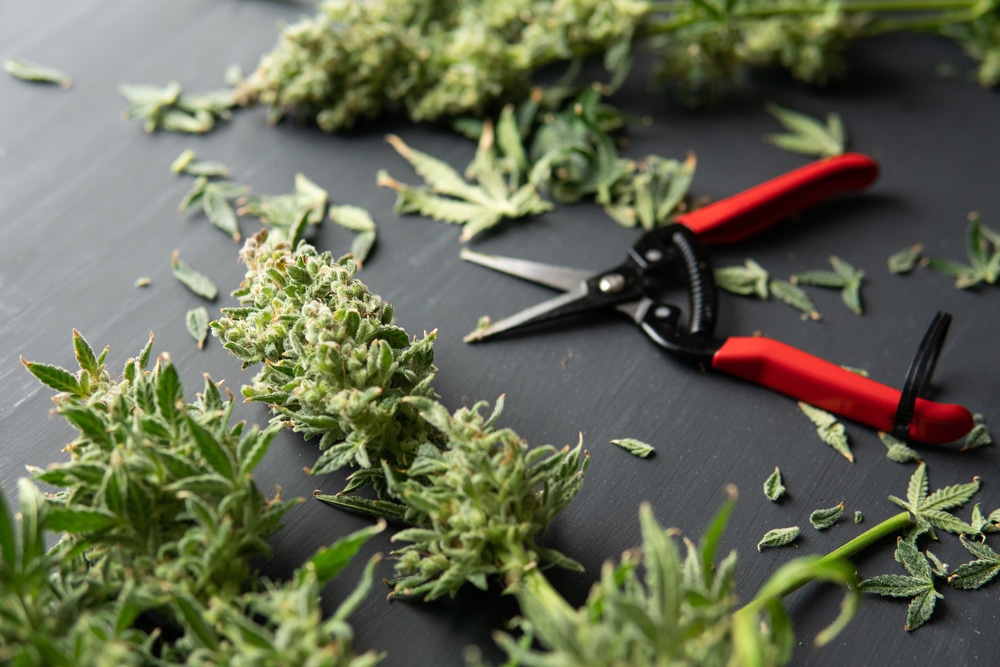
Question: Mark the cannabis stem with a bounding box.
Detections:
[736,510,913,619]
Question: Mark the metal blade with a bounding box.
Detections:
[461,248,593,291]
[464,285,591,342]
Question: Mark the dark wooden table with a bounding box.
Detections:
[2,2,998,665]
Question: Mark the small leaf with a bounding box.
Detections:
[610,438,655,459]
[715,259,769,298]
[46,506,119,533]
[878,431,922,464]
[799,402,853,462]
[4,57,72,88]
[809,502,845,530]
[888,244,924,274]
[72,329,100,376]
[854,511,864,524]
[307,520,386,584]
[185,307,210,349]
[21,357,83,396]
[764,103,846,158]
[763,467,785,501]
[186,416,235,480]
[947,536,1000,590]
[770,279,820,320]
[758,526,800,551]
[171,250,218,300]
[962,423,993,451]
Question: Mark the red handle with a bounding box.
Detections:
[712,337,974,444]
[675,153,879,244]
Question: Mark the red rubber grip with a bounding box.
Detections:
[712,337,974,444]
[675,153,879,244]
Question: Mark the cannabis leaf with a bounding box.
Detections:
[810,503,845,530]
[171,149,231,178]
[238,173,328,246]
[887,244,923,274]
[186,307,210,349]
[798,402,853,462]
[379,114,552,241]
[4,57,72,88]
[758,526,800,551]
[792,255,864,315]
[878,431,922,464]
[969,503,1000,536]
[763,467,785,502]
[715,259,769,298]
[771,278,821,320]
[860,537,942,631]
[611,438,655,458]
[171,251,218,301]
[179,177,249,241]
[926,213,1000,288]
[329,204,377,266]
[764,103,846,158]
[120,81,235,134]
[887,462,979,537]
[948,536,1000,590]
[962,414,993,451]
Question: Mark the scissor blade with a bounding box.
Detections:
[464,285,591,342]
[461,248,593,292]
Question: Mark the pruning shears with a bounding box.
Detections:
[462,153,975,444]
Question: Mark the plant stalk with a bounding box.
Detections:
[737,510,913,618]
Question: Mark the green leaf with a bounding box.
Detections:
[763,467,785,502]
[17,479,46,570]
[948,536,1000,590]
[610,438,655,459]
[770,279,820,320]
[888,244,924,274]
[186,416,235,480]
[314,493,406,521]
[809,502,844,530]
[860,538,941,631]
[764,103,846,158]
[46,506,119,533]
[307,520,385,584]
[757,526,800,551]
[171,251,218,300]
[186,307,211,349]
[174,591,220,650]
[889,463,980,536]
[962,423,993,451]
[4,57,72,88]
[791,270,846,288]
[715,259,769,298]
[203,189,241,240]
[878,431,922,464]
[72,329,101,376]
[20,357,83,396]
[798,402,853,462]
[0,485,16,567]
[329,204,377,232]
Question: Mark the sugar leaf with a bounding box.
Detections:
[758,526,800,551]
[611,438,655,459]
[860,537,942,631]
[962,423,993,451]
[186,307,211,349]
[888,462,979,536]
[763,467,785,501]
[878,431,922,464]
[888,244,924,274]
[854,511,864,524]
[771,279,820,320]
[764,103,846,158]
[715,259,769,298]
[809,502,845,530]
[798,402,853,462]
[948,536,1000,590]
[4,57,72,88]
[171,251,218,301]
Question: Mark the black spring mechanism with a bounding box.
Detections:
[892,312,952,441]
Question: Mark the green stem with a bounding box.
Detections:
[737,511,913,618]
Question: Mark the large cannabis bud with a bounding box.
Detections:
[6,332,381,665]
[213,232,439,480]
[213,234,589,599]
[239,0,999,130]
[237,0,645,130]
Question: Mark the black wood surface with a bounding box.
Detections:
[2,2,998,665]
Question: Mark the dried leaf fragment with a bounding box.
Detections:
[171,251,218,301]
[948,536,1000,590]
[715,259,769,298]
[770,279,820,320]
[878,431,922,464]
[186,307,211,349]
[888,244,923,274]
[757,526,800,551]
[860,537,942,631]
[4,58,72,88]
[764,103,846,158]
[809,502,845,530]
[798,402,853,462]
[962,415,993,451]
[611,438,655,459]
[763,467,785,501]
